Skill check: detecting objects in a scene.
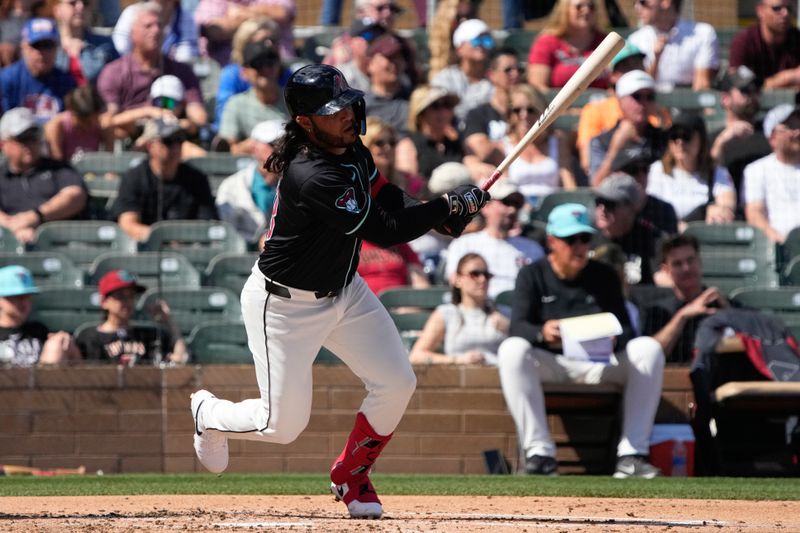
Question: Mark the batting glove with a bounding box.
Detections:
[444,185,491,217]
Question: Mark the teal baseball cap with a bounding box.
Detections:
[0,265,40,298]
[546,203,596,238]
[611,42,645,70]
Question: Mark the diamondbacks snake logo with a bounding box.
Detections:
[335,187,361,213]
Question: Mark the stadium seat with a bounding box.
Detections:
[84,176,121,220]
[501,29,538,60]
[655,88,721,113]
[0,227,22,254]
[89,251,201,289]
[31,287,101,333]
[782,256,800,287]
[378,287,449,311]
[697,254,778,296]
[72,151,146,178]
[137,287,242,337]
[203,252,258,293]
[729,287,800,329]
[140,220,247,273]
[759,89,796,112]
[315,347,341,364]
[184,154,253,178]
[532,188,596,222]
[495,290,514,308]
[390,310,432,351]
[0,251,84,289]
[31,221,137,270]
[778,226,800,275]
[187,321,252,363]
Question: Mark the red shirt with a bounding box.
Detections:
[357,240,422,295]
[729,24,800,87]
[527,32,609,89]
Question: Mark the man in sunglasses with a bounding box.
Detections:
[218,41,288,155]
[431,18,494,126]
[497,203,664,478]
[0,18,76,125]
[729,0,800,90]
[589,69,667,185]
[112,118,217,242]
[0,107,88,243]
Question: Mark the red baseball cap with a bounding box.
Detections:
[99,270,146,298]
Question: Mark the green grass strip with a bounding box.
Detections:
[0,473,797,500]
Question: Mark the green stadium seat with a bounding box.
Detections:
[137,287,242,337]
[140,220,247,273]
[315,346,341,364]
[0,251,84,289]
[390,310,432,351]
[31,287,102,333]
[72,151,145,178]
[203,252,258,293]
[187,321,252,363]
[778,226,800,276]
[495,290,514,308]
[783,257,800,287]
[759,89,796,111]
[656,89,721,113]
[0,227,22,254]
[378,287,449,311]
[532,188,596,222]
[89,251,201,289]
[501,29,537,59]
[729,287,800,329]
[31,221,137,271]
[84,176,121,220]
[184,154,253,177]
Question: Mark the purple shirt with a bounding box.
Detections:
[96,54,202,111]
[729,24,800,87]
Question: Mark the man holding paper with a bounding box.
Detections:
[497,203,665,478]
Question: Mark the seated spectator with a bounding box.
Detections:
[216,119,283,243]
[427,0,480,79]
[462,47,521,170]
[430,18,494,125]
[363,116,425,197]
[0,107,88,243]
[97,3,206,141]
[112,118,217,242]
[75,269,188,365]
[395,85,462,179]
[148,74,207,159]
[729,0,800,90]
[357,239,430,296]
[710,66,771,198]
[639,234,730,364]
[44,84,114,162]
[744,104,800,243]
[410,253,508,365]
[194,0,295,66]
[0,265,81,366]
[112,0,198,63]
[53,0,119,84]
[502,84,576,203]
[594,173,664,285]
[497,203,664,477]
[629,0,718,90]
[363,33,412,136]
[445,182,545,298]
[647,112,736,228]
[214,17,289,133]
[526,0,609,93]
[589,70,667,185]
[0,18,77,124]
[218,42,288,154]
[576,42,671,174]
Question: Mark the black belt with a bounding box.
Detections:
[264,278,340,299]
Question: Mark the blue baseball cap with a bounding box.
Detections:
[0,265,40,298]
[546,203,596,238]
[22,18,59,46]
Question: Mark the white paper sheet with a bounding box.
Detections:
[559,313,623,364]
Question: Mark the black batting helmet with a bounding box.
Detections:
[284,64,367,134]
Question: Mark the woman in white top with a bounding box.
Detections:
[410,253,508,365]
[646,112,736,228]
[502,84,576,205]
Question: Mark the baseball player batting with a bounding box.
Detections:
[190,64,490,519]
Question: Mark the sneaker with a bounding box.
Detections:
[613,455,660,479]
[331,475,383,519]
[524,455,559,476]
[190,390,229,474]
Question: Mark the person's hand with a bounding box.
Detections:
[443,185,490,217]
[723,120,754,140]
[13,226,35,243]
[5,211,38,232]
[434,214,469,237]
[456,350,485,364]
[609,120,640,151]
[681,287,728,319]
[541,320,561,344]
[148,299,173,324]
[705,204,735,224]
[654,32,669,56]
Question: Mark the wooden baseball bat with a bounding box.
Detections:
[480,32,626,191]
[2,464,86,476]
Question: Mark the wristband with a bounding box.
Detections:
[33,207,44,225]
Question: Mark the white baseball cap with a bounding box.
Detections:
[150,75,185,102]
[250,119,285,144]
[763,103,800,138]
[0,107,38,140]
[452,19,490,48]
[615,69,655,98]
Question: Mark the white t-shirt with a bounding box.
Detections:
[443,231,545,298]
[430,65,494,124]
[503,135,561,201]
[628,19,719,90]
[743,153,800,239]
[646,160,734,219]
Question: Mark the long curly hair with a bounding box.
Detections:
[264,120,314,175]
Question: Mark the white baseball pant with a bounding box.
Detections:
[497,336,664,458]
[198,263,417,441]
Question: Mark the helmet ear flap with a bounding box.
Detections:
[354,98,367,136]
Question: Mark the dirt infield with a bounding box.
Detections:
[1,495,798,532]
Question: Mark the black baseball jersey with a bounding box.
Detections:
[259,139,449,292]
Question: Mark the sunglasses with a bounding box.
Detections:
[503,65,521,74]
[767,3,794,13]
[161,135,185,147]
[153,96,179,110]
[511,106,538,116]
[31,40,57,51]
[596,198,618,211]
[13,129,40,145]
[374,3,403,13]
[427,100,452,111]
[669,129,694,142]
[562,233,593,245]
[465,270,493,280]
[572,1,596,10]
[372,139,397,148]
[630,91,656,103]
[469,34,495,49]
